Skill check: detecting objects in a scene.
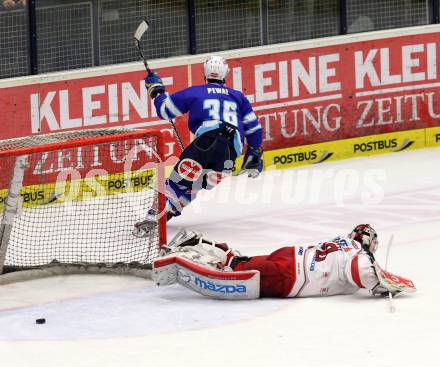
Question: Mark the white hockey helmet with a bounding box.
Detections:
[204,55,229,83]
[349,224,379,253]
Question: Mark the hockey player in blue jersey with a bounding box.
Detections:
[142,55,263,222]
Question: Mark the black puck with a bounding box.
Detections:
[35,318,46,324]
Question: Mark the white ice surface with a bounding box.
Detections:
[1,148,439,367]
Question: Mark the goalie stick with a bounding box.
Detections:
[133,18,185,152]
[373,234,416,312]
[385,234,396,313]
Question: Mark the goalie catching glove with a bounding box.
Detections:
[240,146,263,178]
[371,261,416,296]
[144,71,165,99]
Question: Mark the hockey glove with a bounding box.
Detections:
[372,261,416,296]
[371,283,401,297]
[144,72,165,99]
[240,146,263,178]
[132,209,157,238]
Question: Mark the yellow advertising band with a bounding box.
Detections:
[0,169,156,209]
[1,126,439,209]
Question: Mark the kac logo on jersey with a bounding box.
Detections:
[178,159,203,182]
[298,247,304,256]
[194,277,246,293]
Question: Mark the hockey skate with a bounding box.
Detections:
[132,209,158,238]
[163,228,202,253]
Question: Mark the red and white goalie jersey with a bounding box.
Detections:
[233,236,378,298]
[296,236,378,297]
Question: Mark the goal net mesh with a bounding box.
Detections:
[0,128,165,275]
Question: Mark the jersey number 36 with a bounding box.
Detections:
[204,99,238,126]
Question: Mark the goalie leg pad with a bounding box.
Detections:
[152,248,212,286]
[153,256,260,300]
[152,262,178,286]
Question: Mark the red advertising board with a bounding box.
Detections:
[0,66,190,158]
[1,29,440,154]
[192,32,440,151]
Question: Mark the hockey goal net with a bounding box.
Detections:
[0,128,166,283]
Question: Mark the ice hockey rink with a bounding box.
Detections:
[0,147,439,367]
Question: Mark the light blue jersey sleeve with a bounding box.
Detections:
[240,96,262,149]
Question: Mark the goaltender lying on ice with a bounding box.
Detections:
[153,225,416,300]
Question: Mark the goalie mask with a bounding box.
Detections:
[204,55,229,83]
[349,224,378,253]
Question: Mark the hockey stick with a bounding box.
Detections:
[385,234,396,313]
[134,18,152,74]
[133,18,185,152]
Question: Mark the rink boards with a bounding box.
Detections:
[0,126,438,209]
[262,126,440,170]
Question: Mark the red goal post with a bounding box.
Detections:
[0,127,166,283]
